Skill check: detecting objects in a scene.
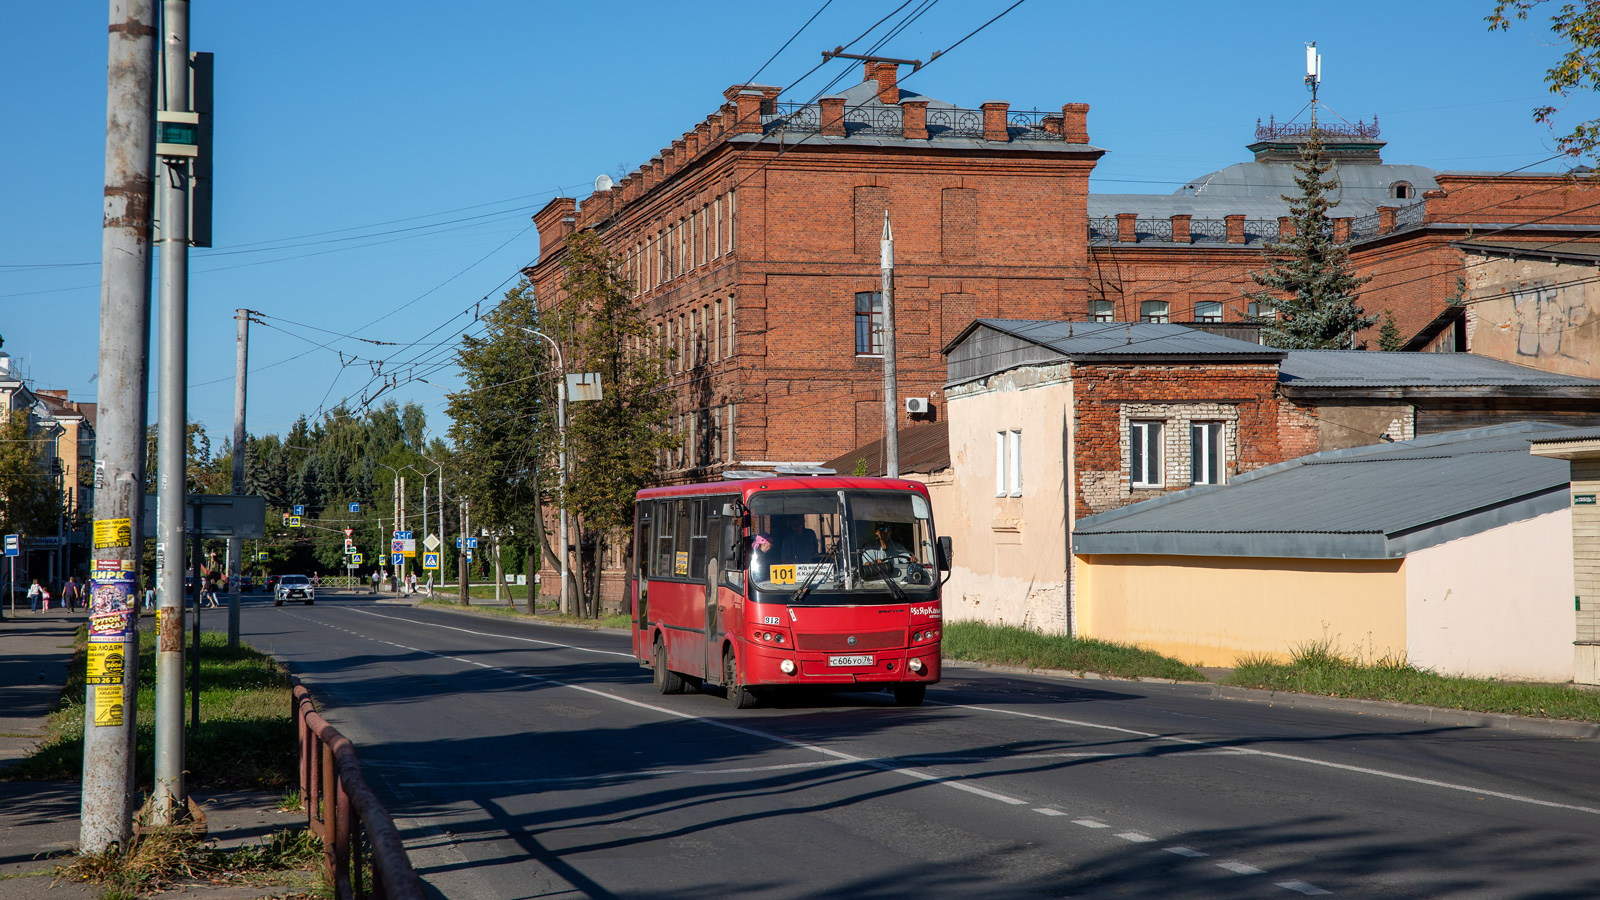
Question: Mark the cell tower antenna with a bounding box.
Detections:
[1305,42,1322,128]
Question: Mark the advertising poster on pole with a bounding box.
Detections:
[87,559,136,727]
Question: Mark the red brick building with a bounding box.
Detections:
[526,62,1100,478]
[1087,120,1600,345]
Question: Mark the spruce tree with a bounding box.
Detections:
[1246,130,1375,349]
[1378,310,1403,351]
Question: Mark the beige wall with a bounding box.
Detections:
[942,367,1073,632]
[1403,508,1575,682]
[1074,554,1407,666]
[1463,254,1599,378]
[1315,402,1414,451]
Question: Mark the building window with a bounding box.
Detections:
[1139,300,1169,324]
[1193,300,1223,323]
[1130,421,1163,487]
[727,294,736,356]
[727,190,737,252]
[1391,181,1413,200]
[714,196,722,258]
[1091,299,1114,322]
[855,291,883,356]
[994,431,1022,497]
[1248,301,1276,321]
[1190,422,1223,485]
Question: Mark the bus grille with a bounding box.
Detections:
[796,630,903,652]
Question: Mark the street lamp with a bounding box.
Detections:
[508,325,569,616]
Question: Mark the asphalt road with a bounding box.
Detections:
[223,593,1600,899]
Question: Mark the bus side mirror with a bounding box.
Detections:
[937,536,953,572]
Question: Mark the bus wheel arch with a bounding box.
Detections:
[653,634,685,695]
[723,644,758,709]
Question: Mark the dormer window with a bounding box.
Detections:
[1391,182,1413,200]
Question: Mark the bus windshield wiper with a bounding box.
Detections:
[791,545,833,604]
[858,559,908,602]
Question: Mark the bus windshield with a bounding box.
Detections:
[748,489,937,599]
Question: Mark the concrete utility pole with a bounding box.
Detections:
[458,499,468,603]
[400,475,407,588]
[81,0,158,854]
[228,309,248,648]
[153,0,192,827]
[881,211,899,479]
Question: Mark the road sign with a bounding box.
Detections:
[257,551,269,561]
[352,553,363,565]
[3,534,17,557]
[344,527,353,537]
[465,550,472,561]
[391,538,416,555]
[289,515,302,528]
[466,537,479,549]
[349,502,360,513]
[293,504,305,517]
[394,530,413,539]
[422,552,440,570]
[390,553,402,566]
[423,533,441,551]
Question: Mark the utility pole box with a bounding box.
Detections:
[153,51,213,247]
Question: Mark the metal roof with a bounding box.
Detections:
[821,421,951,477]
[944,320,1283,386]
[1072,423,1584,560]
[1278,350,1600,390]
[1454,239,1600,265]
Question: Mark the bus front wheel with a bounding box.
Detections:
[724,648,758,709]
[654,641,685,695]
[892,684,926,707]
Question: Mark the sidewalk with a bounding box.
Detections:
[0,610,309,899]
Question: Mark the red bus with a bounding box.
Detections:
[631,473,951,708]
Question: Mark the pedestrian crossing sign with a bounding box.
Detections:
[423,552,440,570]
[352,553,363,565]
[289,515,302,528]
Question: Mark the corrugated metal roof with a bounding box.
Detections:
[821,421,950,477]
[1073,423,1584,559]
[1174,161,1440,202]
[1278,350,1600,389]
[944,320,1283,387]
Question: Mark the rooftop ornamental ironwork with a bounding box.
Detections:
[760,101,1065,141]
[1254,116,1381,142]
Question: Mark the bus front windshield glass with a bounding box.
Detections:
[748,489,937,599]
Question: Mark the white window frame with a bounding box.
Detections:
[1190,421,1224,486]
[995,430,1022,497]
[1130,420,1163,488]
[1008,430,1022,497]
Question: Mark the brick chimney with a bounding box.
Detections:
[1333,218,1352,243]
[1376,205,1397,233]
[695,121,711,154]
[1116,213,1137,243]
[981,101,1010,142]
[1170,214,1191,244]
[732,90,765,135]
[1061,103,1089,143]
[533,197,577,256]
[866,61,899,103]
[900,97,929,140]
[820,96,846,136]
[1225,214,1245,244]
[670,139,687,174]
[1277,215,1295,239]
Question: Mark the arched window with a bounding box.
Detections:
[1139,300,1169,324]
[1391,182,1413,200]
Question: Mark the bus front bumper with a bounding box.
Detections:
[742,640,941,686]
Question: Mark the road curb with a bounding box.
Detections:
[943,659,1600,741]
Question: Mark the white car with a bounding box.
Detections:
[274,574,315,606]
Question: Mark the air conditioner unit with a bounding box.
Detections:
[904,397,930,415]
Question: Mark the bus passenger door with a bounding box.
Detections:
[631,504,648,662]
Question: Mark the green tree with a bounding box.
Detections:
[448,279,558,612]
[1490,2,1600,163]
[554,231,673,618]
[1378,310,1404,351]
[1245,130,1375,348]
[0,413,61,540]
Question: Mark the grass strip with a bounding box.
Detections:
[62,825,320,899]
[1226,640,1600,722]
[942,621,1205,682]
[416,596,631,629]
[2,627,296,790]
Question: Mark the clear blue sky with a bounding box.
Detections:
[3,1,1592,445]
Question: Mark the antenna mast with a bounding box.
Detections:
[1305,42,1322,129]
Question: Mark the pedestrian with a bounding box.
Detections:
[62,576,81,613]
[144,585,156,610]
[27,578,43,612]
[203,574,218,609]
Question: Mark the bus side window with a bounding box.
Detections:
[690,499,710,580]
[674,499,693,577]
[654,500,675,578]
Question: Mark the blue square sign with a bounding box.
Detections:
[349,502,360,513]
[293,504,305,517]
[391,553,403,566]
[3,534,17,557]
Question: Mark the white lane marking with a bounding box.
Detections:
[895,752,1113,763]
[1218,861,1267,875]
[1073,819,1110,828]
[1115,832,1156,843]
[297,614,1029,808]
[349,606,636,658]
[935,701,1600,816]
[1034,808,1067,816]
[1165,846,1207,858]
[1277,881,1332,896]
[402,760,840,786]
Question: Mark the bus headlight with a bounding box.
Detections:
[908,658,925,674]
[780,659,797,675]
